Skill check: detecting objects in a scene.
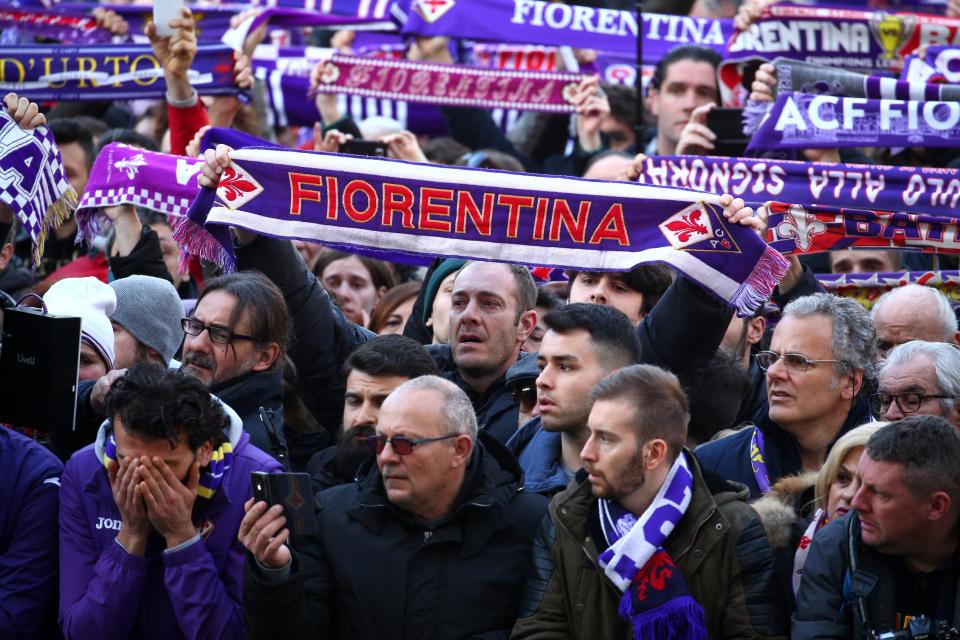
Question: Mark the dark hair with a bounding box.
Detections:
[96,128,159,155]
[602,84,637,128]
[47,118,95,169]
[566,265,674,315]
[197,271,291,366]
[422,136,470,165]
[866,416,960,503]
[72,116,109,141]
[1,215,15,247]
[543,303,642,369]
[687,347,751,445]
[591,364,689,461]
[649,45,723,94]
[105,363,228,449]
[344,334,438,379]
[535,286,564,313]
[310,250,396,293]
[369,281,421,334]
[455,149,526,172]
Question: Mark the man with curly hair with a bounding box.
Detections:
[57,363,281,639]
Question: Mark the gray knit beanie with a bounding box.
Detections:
[110,275,184,365]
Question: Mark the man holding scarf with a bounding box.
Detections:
[511,364,788,640]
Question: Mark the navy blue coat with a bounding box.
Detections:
[0,427,62,639]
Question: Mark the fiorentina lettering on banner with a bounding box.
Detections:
[215,160,747,255]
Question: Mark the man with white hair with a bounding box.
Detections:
[872,340,960,429]
[240,375,548,639]
[871,284,960,357]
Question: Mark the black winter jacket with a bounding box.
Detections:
[243,434,549,640]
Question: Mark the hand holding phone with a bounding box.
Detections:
[251,472,318,536]
[153,0,185,38]
[340,139,388,158]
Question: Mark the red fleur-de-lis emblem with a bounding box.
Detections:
[664,210,709,242]
[634,551,675,602]
[798,535,812,550]
[218,166,258,202]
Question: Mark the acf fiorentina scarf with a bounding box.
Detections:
[176,147,788,317]
[793,508,828,597]
[0,109,76,266]
[597,452,706,640]
[819,270,960,310]
[102,433,234,500]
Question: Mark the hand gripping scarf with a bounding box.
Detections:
[597,451,706,640]
[0,109,76,266]
[175,148,788,317]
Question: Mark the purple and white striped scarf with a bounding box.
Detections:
[176,147,788,317]
[0,109,76,266]
[597,452,706,640]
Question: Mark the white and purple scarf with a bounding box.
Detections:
[597,452,706,640]
[175,147,788,317]
[0,109,76,266]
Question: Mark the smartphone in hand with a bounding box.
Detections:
[706,108,749,158]
[152,0,185,38]
[340,139,389,157]
[251,472,318,536]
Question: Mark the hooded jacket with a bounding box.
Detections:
[58,402,282,640]
[511,453,790,640]
[0,427,62,640]
[243,433,549,640]
[506,417,570,497]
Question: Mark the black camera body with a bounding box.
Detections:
[874,616,960,640]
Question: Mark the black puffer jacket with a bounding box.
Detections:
[244,433,549,640]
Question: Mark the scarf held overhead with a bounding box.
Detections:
[635,155,960,219]
[0,109,76,266]
[597,451,706,640]
[0,43,242,101]
[177,148,787,316]
[312,53,585,113]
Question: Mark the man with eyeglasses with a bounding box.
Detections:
[697,293,877,498]
[241,375,548,639]
[872,340,960,429]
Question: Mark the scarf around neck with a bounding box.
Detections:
[597,451,706,640]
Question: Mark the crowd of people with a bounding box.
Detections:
[2,0,960,638]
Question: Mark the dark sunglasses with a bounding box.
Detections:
[365,433,459,456]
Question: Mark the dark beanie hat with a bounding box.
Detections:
[422,259,466,323]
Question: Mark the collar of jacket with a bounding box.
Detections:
[347,433,522,557]
[552,450,735,585]
[754,394,873,482]
[210,368,284,416]
[430,344,527,414]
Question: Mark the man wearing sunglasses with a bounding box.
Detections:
[697,293,877,498]
[241,375,547,639]
[873,340,960,429]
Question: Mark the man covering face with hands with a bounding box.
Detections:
[58,363,281,640]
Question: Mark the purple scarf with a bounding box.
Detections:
[0,5,109,43]
[74,143,205,244]
[176,148,788,317]
[312,53,585,113]
[222,7,394,52]
[0,43,242,101]
[635,155,960,219]
[393,0,731,65]
[0,109,76,266]
[764,200,960,256]
[748,92,960,151]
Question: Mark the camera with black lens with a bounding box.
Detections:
[873,616,960,640]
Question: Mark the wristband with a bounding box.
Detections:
[166,89,199,109]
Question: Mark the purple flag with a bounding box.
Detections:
[0,43,242,101]
[748,92,960,151]
[818,270,960,310]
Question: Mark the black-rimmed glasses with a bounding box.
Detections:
[181,318,256,345]
[870,391,956,415]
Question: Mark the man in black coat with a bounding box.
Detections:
[240,375,548,640]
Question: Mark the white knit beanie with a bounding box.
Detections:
[44,277,117,370]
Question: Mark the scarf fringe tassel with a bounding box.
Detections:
[730,244,790,317]
[32,187,78,268]
[620,593,708,640]
[172,215,237,273]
